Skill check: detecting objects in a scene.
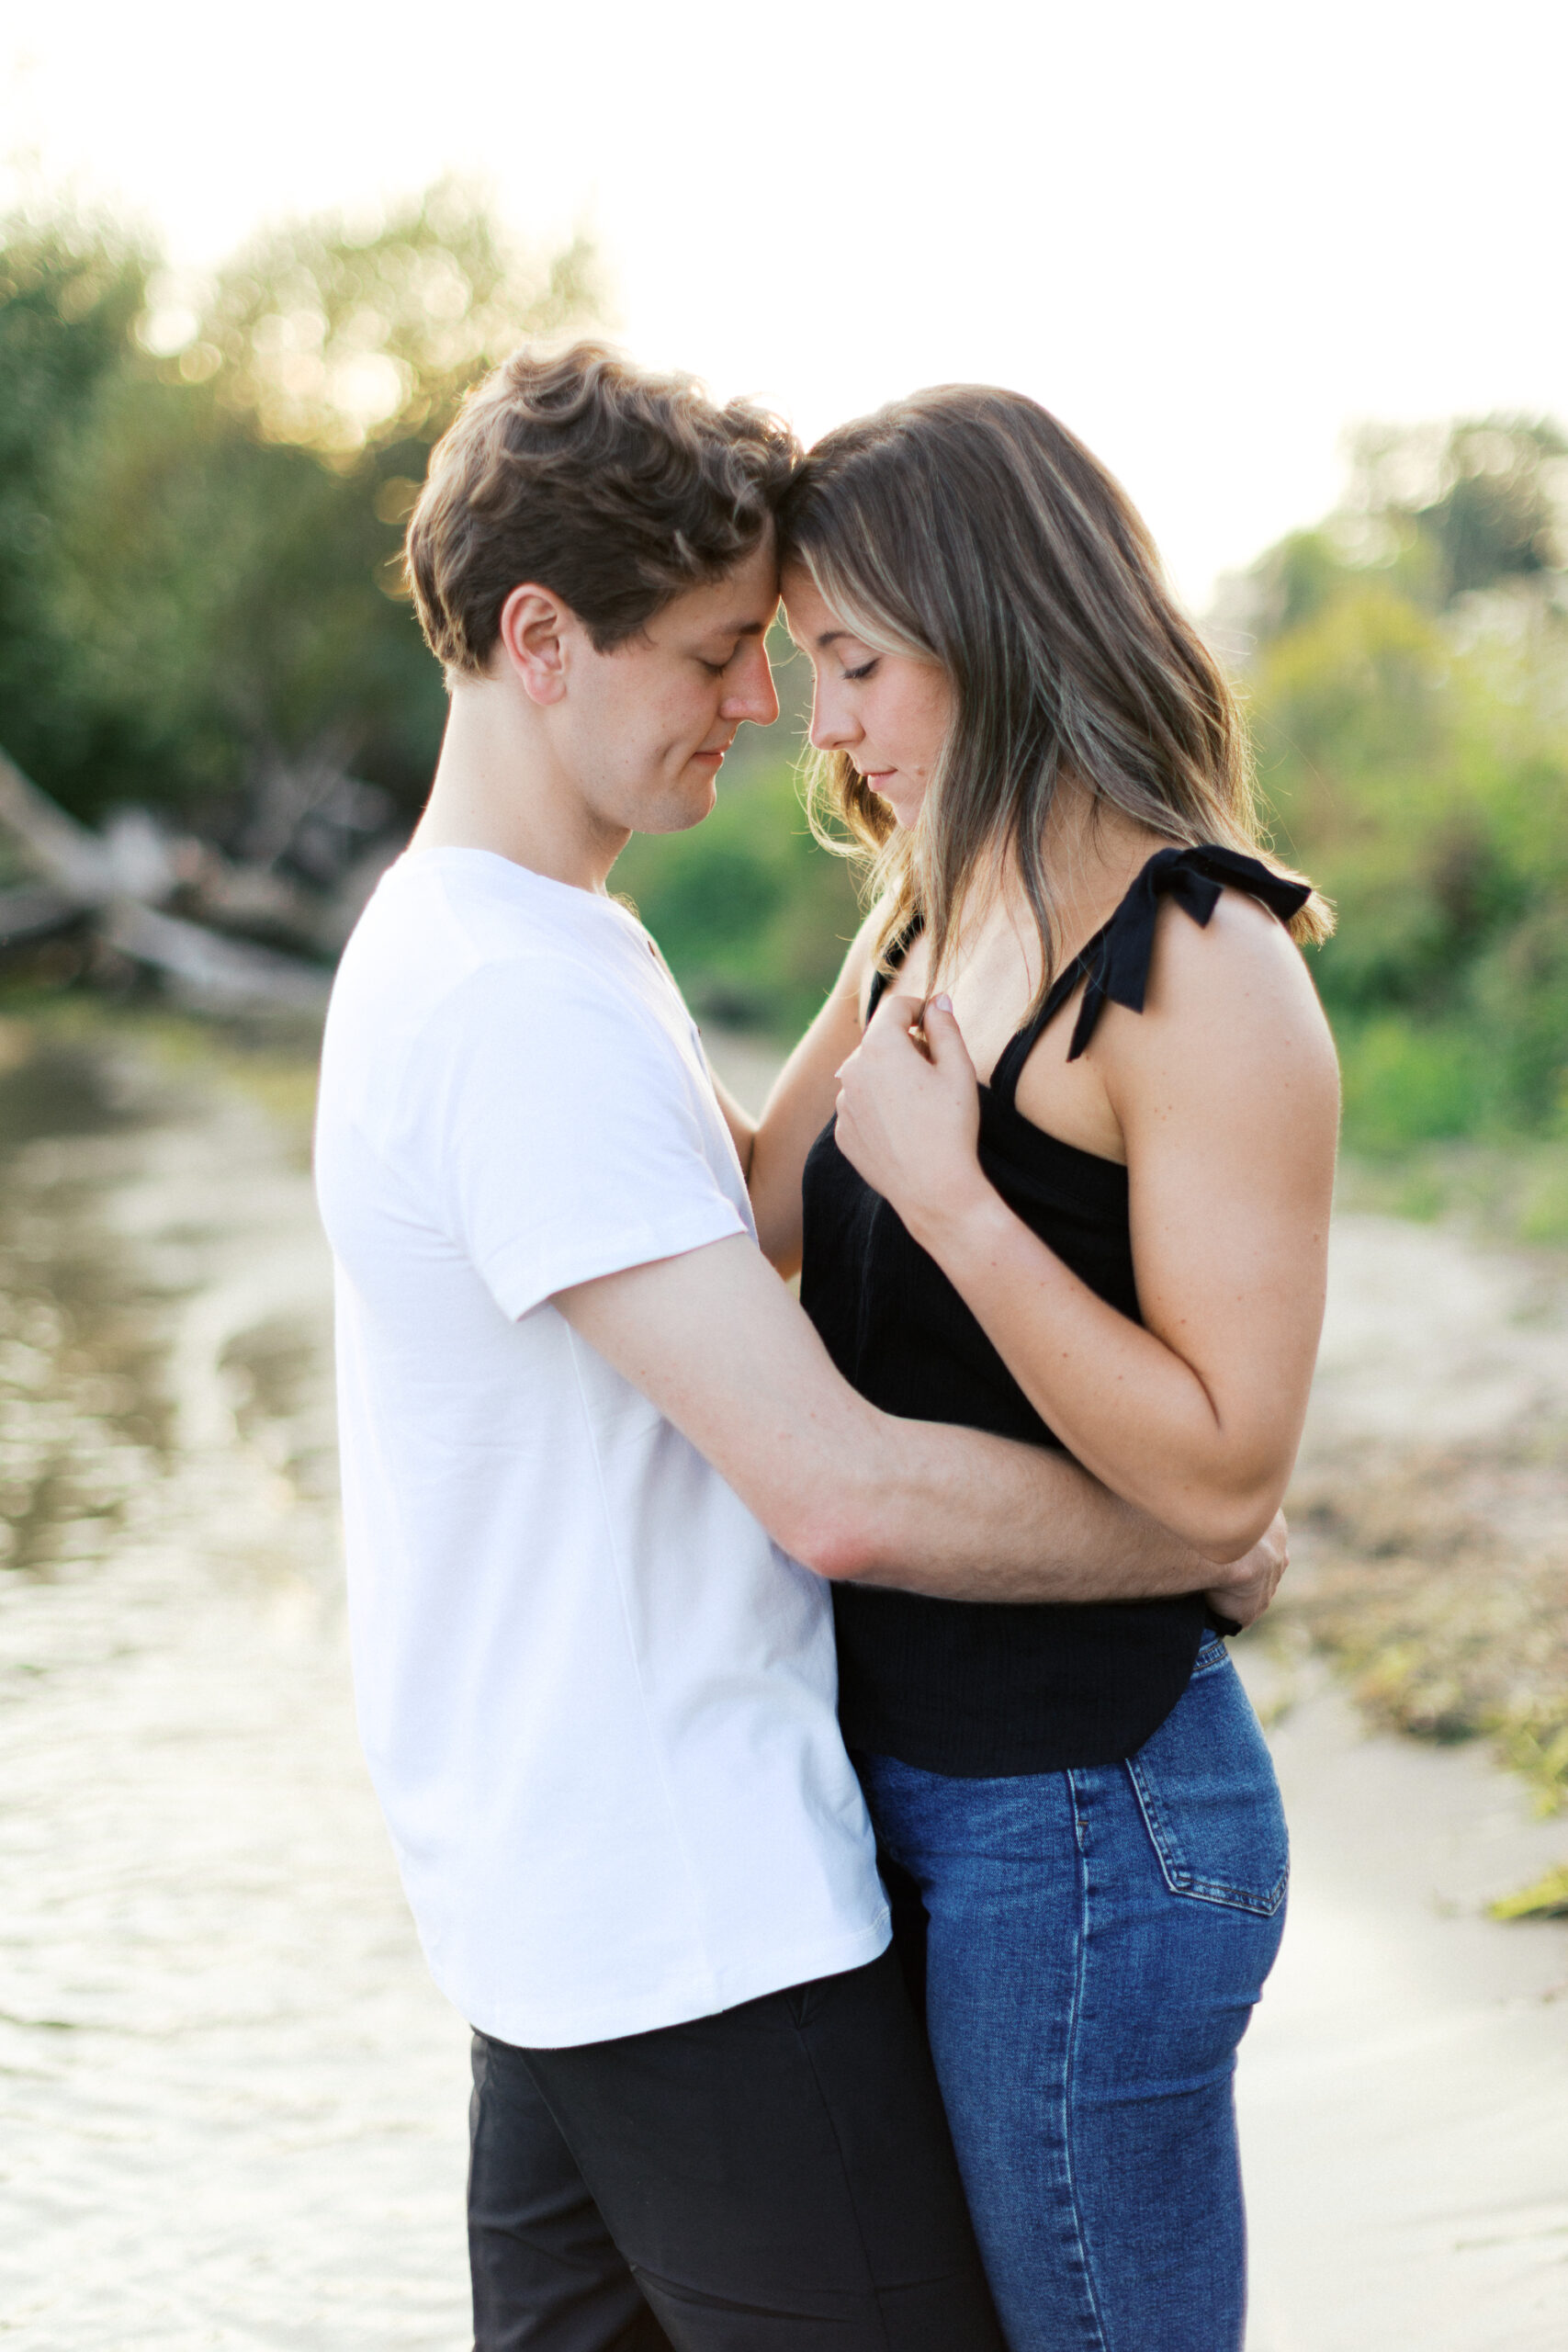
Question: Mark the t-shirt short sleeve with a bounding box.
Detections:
[417,956,749,1321]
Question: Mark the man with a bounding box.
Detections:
[314,342,1280,2351]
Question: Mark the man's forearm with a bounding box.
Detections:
[840,1416,1207,1603]
[553,1235,1220,1607]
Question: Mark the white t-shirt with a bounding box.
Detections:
[314,848,888,2048]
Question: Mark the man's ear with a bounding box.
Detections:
[496,583,574,706]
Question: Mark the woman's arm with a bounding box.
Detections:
[832,895,1340,1558]
[558,1230,1290,1620]
[712,901,886,1276]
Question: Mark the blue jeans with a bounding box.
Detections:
[853,1638,1288,2352]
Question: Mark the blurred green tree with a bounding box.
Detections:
[0,209,152,828]
[1240,415,1568,1140]
[0,183,598,829]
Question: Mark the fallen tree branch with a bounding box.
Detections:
[102,900,330,1014]
[0,748,113,900]
[0,884,87,948]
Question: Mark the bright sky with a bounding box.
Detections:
[5,0,1565,607]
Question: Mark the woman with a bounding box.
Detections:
[739,388,1340,2351]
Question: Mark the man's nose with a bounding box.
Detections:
[721,640,780,728]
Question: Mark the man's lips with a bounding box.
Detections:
[692,741,734,768]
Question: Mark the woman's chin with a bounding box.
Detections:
[873,788,924,831]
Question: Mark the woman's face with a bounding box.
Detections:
[781,563,952,831]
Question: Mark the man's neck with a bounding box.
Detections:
[408,681,627,893]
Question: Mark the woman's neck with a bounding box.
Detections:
[929,787,1170,1003]
[1031,786,1168,963]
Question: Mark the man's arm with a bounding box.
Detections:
[555,1233,1281,1614]
[705,905,880,1275]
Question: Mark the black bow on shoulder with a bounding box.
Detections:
[1066,845,1312,1062]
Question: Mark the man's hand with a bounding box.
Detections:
[1203,1510,1289,1629]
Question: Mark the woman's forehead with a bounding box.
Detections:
[780,566,861,650]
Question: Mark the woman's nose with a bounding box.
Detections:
[808,684,856,753]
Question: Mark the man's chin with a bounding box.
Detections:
[640,774,720,836]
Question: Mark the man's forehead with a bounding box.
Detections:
[666,557,780,639]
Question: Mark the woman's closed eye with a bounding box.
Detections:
[843,659,879,683]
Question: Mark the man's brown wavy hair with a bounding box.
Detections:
[778,386,1332,1005]
[407,341,797,673]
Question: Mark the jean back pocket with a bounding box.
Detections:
[1125,1645,1289,1917]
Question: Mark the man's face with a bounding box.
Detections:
[559,537,782,837]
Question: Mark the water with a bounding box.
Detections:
[2,1018,1565,2347]
[0,1021,468,2348]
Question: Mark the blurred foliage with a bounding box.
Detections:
[0,211,153,820]
[192,186,593,461]
[1336,1136,1568,1248]
[1490,1861,1568,1920]
[3,190,1566,1100]
[1234,414,1568,1149]
[0,185,596,830]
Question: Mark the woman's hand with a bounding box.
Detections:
[834,989,988,1244]
[1202,1510,1289,1628]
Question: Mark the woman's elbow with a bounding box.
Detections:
[1179,1476,1285,1565]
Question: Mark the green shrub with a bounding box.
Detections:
[1337,1017,1495,1153]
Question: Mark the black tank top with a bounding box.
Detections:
[800,843,1311,1777]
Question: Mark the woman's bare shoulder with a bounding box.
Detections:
[1117,879,1339,1091]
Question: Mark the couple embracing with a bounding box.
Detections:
[314,344,1339,2352]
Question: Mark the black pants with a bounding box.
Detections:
[468,1947,1004,2350]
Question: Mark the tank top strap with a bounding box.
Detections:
[988,941,1104,1104]
[866,915,925,1020]
[988,843,1312,1105]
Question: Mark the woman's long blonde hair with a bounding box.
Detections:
[777,386,1332,1001]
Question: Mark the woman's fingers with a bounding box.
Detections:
[865,988,927,1034]
[919,992,976,1081]
[830,982,987,1242]
[861,989,931,1063]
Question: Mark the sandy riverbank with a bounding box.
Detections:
[0,1013,1563,2346]
[1234,1205,1568,2348]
